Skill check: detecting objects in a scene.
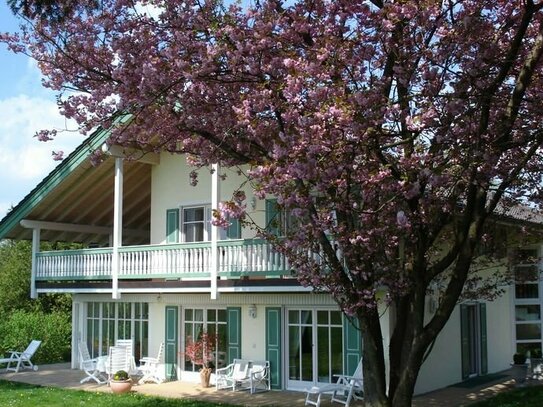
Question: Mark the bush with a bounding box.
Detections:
[113,370,130,381]
[0,309,71,364]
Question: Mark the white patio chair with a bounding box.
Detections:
[305,358,363,407]
[138,342,165,384]
[78,341,106,384]
[6,340,41,373]
[115,338,137,374]
[215,359,250,391]
[106,345,131,383]
[241,360,271,394]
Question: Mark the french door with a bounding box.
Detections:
[286,309,344,389]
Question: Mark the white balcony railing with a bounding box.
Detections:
[35,239,290,281]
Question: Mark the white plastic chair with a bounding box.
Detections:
[138,342,165,384]
[115,338,137,374]
[242,360,271,393]
[305,358,363,407]
[106,345,131,383]
[6,340,41,373]
[215,359,250,391]
[78,342,106,384]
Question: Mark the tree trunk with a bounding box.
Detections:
[359,307,390,407]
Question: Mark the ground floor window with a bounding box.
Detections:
[513,247,542,358]
[86,302,149,362]
[183,308,227,371]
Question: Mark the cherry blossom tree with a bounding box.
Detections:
[4,0,543,405]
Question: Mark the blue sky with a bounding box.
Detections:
[0,4,82,219]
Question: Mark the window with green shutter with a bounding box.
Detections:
[226,307,241,363]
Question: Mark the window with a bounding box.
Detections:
[86,302,149,362]
[265,199,296,237]
[182,205,211,242]
[513,248,542,358]
[183,308,227,371]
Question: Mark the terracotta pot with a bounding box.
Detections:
[200,367,212,388]
[110,379,132,394]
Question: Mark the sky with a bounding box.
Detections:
[0,4,82,220]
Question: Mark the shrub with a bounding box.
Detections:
[0,309,71,364]
[113,370,129,381]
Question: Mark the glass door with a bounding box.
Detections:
[286,309,344,389]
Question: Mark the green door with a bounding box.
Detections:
[165,306,178,380]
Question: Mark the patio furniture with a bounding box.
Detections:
[78,341,106,384]
[106,345,131,383]
[215,358,250,391]
[241,360,271,394]
[4,340,41,373]
[305,358,363,407]
[115,338,137,374]
[138,342,165,384]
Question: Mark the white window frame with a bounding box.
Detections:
[180,204,211,243]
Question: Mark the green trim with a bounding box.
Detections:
[166,209,180,244]
[37,248,113,257]
[165,306,179,381]
[226,307,241,363]
[0,124,113,240]
[266,307,282,389]
[343,315,362,376]
[218,270,289,278]
[460,304,470,380]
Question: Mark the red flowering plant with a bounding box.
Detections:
[183,331,218,371]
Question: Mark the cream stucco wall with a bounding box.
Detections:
[150,153,265,244]
[414,288,513,395]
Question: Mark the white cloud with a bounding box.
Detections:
[0,94,82,213]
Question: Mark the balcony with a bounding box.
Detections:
[35,239,291,282]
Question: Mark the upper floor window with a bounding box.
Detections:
[514,248,540,299]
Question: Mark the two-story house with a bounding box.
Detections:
[0,126,541,395]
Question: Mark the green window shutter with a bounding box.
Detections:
[479,303,487,375]
[460,304,470,380]
[165,306,178,380]
[226,218,241,239]
[166,209,179,243]
[227,307,241,363]
[266,307,282,389]
[265,199,280,236]
[343,315,362,376]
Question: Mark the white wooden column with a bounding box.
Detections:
[30,228,40,299]
[210,163,219,300]
[112,156,124,299]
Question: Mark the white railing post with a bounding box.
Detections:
[30,228,40,299]
[112,156,123,299]
[210,163,219,299]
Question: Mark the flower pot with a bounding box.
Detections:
[110,379,132,394]
[200,367,212,388]
[511,363,528,386]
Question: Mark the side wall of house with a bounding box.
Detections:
[414,287,513,395]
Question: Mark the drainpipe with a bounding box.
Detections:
[112,156,123,299]
[30,228,40,299]
[211,163,219,300]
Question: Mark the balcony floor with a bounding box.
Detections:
[0,362,523,406]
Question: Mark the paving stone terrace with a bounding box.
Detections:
[0,363,525,407]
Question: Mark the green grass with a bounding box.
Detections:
[0,380,237,407]
[471,385,543,407]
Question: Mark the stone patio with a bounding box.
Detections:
[0,363,526,406]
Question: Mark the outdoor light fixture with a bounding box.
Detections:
[248,304,257,319]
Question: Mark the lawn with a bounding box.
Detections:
[0,380,236,407]
[471,385,543,407]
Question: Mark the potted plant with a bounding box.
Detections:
[511,353,528,386]
[110,369,132,394]
[183,332,218,387]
